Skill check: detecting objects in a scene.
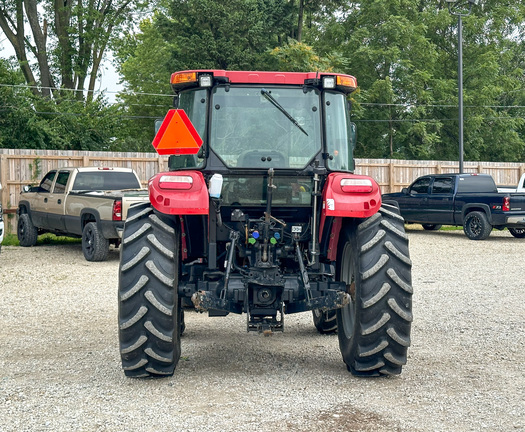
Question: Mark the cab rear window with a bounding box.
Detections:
[72,172,141,191]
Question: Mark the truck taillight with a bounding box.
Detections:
[503,196,510,212]
[113,200,122,221]
[159,175,193,190]
[340,178,373,193]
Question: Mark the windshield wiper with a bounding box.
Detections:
[260,88,308,136]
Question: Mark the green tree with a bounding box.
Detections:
[112,17,173,151]
[0,0,146,101]
[156,0,292,71]
[269,38,340,72]
[1,57,119,150]
[312,0,525,162]
[113,0,296,150]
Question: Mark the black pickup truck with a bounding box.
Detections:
[382,173,525,240]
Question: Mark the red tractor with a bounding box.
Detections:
[118,70,413,377]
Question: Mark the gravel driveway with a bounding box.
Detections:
[0,227,523,432]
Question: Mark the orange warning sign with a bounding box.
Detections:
[152,109,203,155]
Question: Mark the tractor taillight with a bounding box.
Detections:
[112,200,122,221]
[503,196,510,212]
[340,178,373,193]
[159,175,193,190]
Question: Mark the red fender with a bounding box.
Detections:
[319,173,382,260]
[148,170,209,215]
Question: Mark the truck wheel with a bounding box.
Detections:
[508,228,525,238]
[118,203,182,377]
[82,222,109,261]
[312,309,337,334]
[17,213,38,246]
[336,204,413,376]
[421,223,442,231]
[463,211,492,240]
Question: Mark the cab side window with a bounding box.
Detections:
[39,171,57,193]
[53,171,71,194]
[432,177,453,194]
[410,177,431,194]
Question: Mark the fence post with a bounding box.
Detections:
[0,154,7,215]
[389,161,395,193]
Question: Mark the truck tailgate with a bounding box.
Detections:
[122,193,150,219]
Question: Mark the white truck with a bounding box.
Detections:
[17,167,149,261]
[497,173,525,193]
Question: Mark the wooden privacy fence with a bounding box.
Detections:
[1,149,525,235]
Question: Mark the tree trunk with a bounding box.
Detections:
[297,0,304,42]
[24,0,55,98]
[0,1,40,96]
[54,0,75,90]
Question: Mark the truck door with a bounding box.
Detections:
[29,170,57,228]
[402,176,432,222]
[427,176,455,224]
[46,170,70,231]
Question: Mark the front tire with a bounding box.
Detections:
[312,309,337,334]
[336,204,413,376]
[18,213,38,247]
[118,203,182,378]
[463,211,492,240]
[508,228,525,238]
[82,222,109,261]
[422,223,442,231]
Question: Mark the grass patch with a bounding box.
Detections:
[2,233,19,246]
[2,233,81,247]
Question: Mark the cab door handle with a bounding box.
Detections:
[57,199,62,204]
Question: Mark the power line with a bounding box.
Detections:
[359,102,525,109]
[354,117,524,123]
[1,105,522,122]
[1,83,524,107]
[0,83,174,98]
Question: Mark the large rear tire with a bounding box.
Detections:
[118,203,182,378]
[336,203,413,376]
[17,213,38,247]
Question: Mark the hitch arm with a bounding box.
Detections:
[296,242,313,302]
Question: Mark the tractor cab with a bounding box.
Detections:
[167,70,357,174]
